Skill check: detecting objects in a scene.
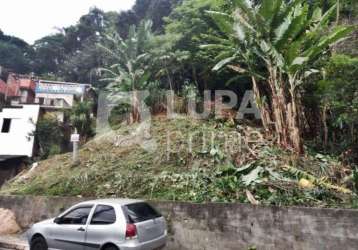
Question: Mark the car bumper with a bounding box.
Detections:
[26,228,34,244]
[118,234,167,250]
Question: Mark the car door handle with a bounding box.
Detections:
[77,227,86,232]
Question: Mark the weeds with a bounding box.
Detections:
[1,117,356,208]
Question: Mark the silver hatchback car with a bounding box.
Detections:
[27,199,167,250]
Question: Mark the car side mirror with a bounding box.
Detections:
[54,217,62,224]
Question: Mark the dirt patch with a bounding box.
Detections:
[0,208,21,235]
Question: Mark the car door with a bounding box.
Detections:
[49,205,94,250]
[85,204,121,250]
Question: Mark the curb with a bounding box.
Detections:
[0,239,28,250]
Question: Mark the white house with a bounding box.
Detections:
[34,80,92,121]
[0,105,40,161]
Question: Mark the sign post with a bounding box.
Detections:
[71,129,80,165]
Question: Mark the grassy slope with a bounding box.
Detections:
[1,116,357,208]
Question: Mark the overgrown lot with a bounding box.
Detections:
[2,116,357,208]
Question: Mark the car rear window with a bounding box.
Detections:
[125,202,162,223]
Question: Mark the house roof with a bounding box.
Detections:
[19,78,36,90]
[2,74,36,97]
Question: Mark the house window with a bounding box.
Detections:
[1,118,12,133]
[39,98,44,105]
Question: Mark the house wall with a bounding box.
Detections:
[0,94,4,108]
[0,105,40,158]
[35,93,74,108]
[0,80,7,103]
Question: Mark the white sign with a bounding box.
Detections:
[36,82,85,95]
[71,134,80,142]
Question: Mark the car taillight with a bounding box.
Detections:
[125,224,137,239]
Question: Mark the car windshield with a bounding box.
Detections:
[125,202,162,223]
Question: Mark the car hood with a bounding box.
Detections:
[27,218,55,241]
[35,218,55,226]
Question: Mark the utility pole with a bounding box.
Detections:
[71,128,80,165]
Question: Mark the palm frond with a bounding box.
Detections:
[304,25,356,60]
[206,11,234,36]
[275,3,309,49]
[213,56,237,71]
[259,0,283,25]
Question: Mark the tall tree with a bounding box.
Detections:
[165,0,233,90]
[150,34,189,91]
[69,101,95,141]
[203,0,355,153]
[115,0,182,38]
[32,34,66,75]
[0,30,33,73]
[99,20,153,123]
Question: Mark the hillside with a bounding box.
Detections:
[1,116,357,208]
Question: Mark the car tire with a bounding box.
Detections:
[104,246,119,250]
[30,237,48,250]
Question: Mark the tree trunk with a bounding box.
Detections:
[166,67,173,91]
[336,0,340,25]
[322,104,329,149]
[252,65,304,154]
[251,76,272,133]
[131,90,140,123]
[289,88,304,154]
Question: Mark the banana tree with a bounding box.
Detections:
[202,0,355,154]
[150,35,190,91]
[69,101,94,141]
[99,20,153,123]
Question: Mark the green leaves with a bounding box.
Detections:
[274,11,293,44]
[204,0,355,99]
[259,0,283,25]
[291,57,308,66]
[212,56,237,71]
[99,20,154,92]
[242,166,264,186]
[316,3,337,28]
[206,11,234,36]
[231,0,254,11]
[304,25,356,60]
[275,3,309,50]
[200,44,231,50]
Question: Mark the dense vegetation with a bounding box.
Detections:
[1,0,358,205]
[2,117,357,208]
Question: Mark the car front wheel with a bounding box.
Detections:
[30,237,48,250]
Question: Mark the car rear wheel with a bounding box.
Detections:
[103,246,118,250]
[103,245,118,250]
[30,237,48,250]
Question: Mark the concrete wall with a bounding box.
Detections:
[0,195,358,250]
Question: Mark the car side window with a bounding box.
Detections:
[90,205,116,225]
[60,206,92,225]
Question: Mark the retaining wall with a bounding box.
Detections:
[0,195,357,250]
